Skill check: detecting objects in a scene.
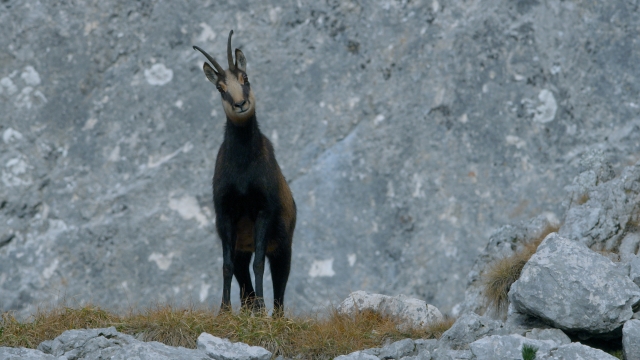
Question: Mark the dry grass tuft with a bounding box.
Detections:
[1,304,453,359]
[422,316,456,339]
[0,305,119,349]
[482,224,559,314]
[123,304,213,348]
[482,249,533,314]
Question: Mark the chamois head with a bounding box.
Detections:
[193,30,255,125]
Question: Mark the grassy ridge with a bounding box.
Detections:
[0,304,454,359]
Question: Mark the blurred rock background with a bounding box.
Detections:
[1,0,639,317]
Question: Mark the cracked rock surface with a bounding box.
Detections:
[2,0,640,318]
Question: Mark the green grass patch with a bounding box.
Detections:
[608,349,624,359]
[522,344,538,360]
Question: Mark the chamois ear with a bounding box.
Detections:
[203,62,219,84]
[235,49,247,72]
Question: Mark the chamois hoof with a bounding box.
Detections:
[252,298,266,313]
[219,303,233,314]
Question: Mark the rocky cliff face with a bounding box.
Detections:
[1,0,640,316]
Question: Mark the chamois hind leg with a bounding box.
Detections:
[268,245,291,316]
[233,251,256,309]
[217,214,236,312]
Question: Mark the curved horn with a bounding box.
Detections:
[227,30,235,70]
[192,46,225,75]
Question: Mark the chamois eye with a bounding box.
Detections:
[242,73,249,84]
[216,85,224,93]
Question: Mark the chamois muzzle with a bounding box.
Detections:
[235,100,247,111]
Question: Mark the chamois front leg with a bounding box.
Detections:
[233,251,256,308]
[217,213,236,312]
[252,211,270,311]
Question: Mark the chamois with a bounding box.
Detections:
[193,30,296,314]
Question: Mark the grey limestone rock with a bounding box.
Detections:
[377,338,415,359]
[0,347,57,360]
[559,151,640,251]
[338,291,443,329]
[437,312,506,350]
[536,343,619,360]
[4,0,640,317]
[619,233,640,262]
[414,339,438,355]
[196,333,272,360]
[505,303,554,335]
[508,233,640,338]
[468,334,558,360]
[564,149,616,195]
[37,326,123,356]
[524,328,571,346]
[623,319,640,360]
[430,348,473,360]
[627,253,640,287]
[361,347,382,357]
[334,351,380,360]
[37,326,209,360]
[400,352,431,360]
[335,338,429,360]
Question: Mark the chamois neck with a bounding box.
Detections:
[224,114,260,141]
[223,114,263,162]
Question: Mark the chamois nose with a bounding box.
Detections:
[234,100,247,109]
